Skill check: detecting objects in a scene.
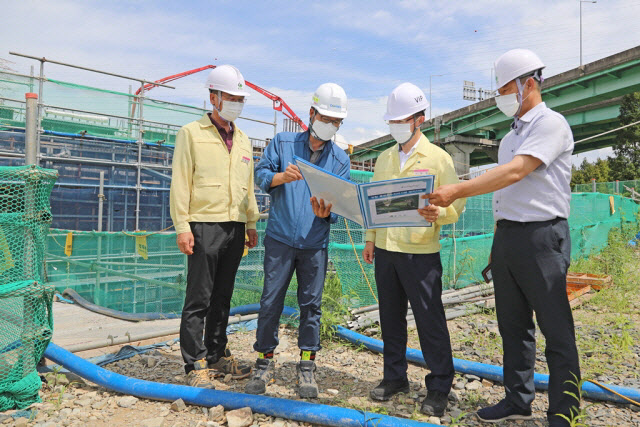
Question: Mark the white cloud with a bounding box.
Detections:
[1,0,638,149]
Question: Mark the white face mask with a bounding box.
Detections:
[495,93,520,117]
[215,97,244,122]
[389,122,415,145]
[495,77,533,117]
[311,119,339,142]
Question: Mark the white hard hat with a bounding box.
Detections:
[204,65,251,97]
[311,83,348,118]
[494,49,545,90]
[383,82,429,121]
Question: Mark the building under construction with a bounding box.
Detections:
[1,51,638,316]
[0,56,296,231]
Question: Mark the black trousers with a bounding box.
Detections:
[180,221,245,373]
[492,218,580,422]
[374,248,454,393]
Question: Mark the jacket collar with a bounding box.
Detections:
[395,134,430,157]
[197,113,215,128]
[519,101,546,123]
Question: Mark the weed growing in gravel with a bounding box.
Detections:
[570,226,640,377]
[557,373,592,427]
[461,390,488,409]
[319,272,352,341]
[449,411,469,426]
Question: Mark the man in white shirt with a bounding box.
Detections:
[426,49,580,427]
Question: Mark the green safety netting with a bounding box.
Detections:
[0,165,57,411]
[574,179,640,196]
[45,172,640,312]
[0,71,205,145]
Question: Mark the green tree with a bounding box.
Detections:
[610,92,640,180]
[570,158,612,187]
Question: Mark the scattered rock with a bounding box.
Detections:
[91,400,109,410]
[143,356,159,368]
[226,407,253,427]
[171,398,187,412]
[208,405,225,422]
[117,395,139,408]
[481,379,493,387]
[140,416,166,427]
[326,388,339,395]
[75,397,93,407]
[465,380,481,390]
[427,416,441,425]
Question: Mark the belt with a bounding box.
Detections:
[497,217,565,227]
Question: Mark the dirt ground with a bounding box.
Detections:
[4,296,637,427]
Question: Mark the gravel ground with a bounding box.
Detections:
[4,252,640,427]
[4,300,637,427]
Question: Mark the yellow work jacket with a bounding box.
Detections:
[170,114,260,235]
[365,135,466,254]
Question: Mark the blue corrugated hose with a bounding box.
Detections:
[43,340,436,427]
[44,304,640,427]
[334,325,640,405]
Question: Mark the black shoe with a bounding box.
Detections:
[476,398,532,423]
[244,358,275,395]
[420,390,448,417]
[297,361,318,398]
[369,378,410,401]
[549,419,571,427]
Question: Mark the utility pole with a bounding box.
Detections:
[580,1,597,67]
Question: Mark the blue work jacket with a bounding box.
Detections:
[255,131,351,249]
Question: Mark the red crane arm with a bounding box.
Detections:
[134,65,308,131]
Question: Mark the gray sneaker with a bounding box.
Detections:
[208,348,251,379]
[297,361,318,398]
[244,358,275,395]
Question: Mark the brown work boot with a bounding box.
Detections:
[208,348,251,379]
[186,359,215,389]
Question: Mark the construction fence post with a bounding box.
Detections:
[25,93,39,166]
[96,171,105,304]
[592,178,596,193]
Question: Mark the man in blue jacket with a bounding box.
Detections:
[245,83,350,398]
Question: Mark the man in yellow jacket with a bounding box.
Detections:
[170,65,260,389]
[363,83,465,417]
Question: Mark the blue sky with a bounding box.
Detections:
[2,0,640,163]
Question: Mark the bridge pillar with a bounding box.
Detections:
[444,143,476,178]
[442,135,499,179]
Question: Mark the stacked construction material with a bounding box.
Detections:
[347,283,495,331]
[0,165,57,410]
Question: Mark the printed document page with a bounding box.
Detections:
[359,176,434,228]
[296,159,364,226]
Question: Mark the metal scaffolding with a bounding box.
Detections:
[1,52,274,231]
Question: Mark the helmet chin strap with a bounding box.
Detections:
[514,77,534,118]
[214,91,230,124]
[308,109,321,140]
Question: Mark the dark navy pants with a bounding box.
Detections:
[492,218,580,424]
[180,221,245,373]
[374,248,454,393]
[253,235,328,353]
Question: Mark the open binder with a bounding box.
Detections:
[294,156,435,229]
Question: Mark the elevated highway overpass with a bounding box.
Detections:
[351,45,640,177]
